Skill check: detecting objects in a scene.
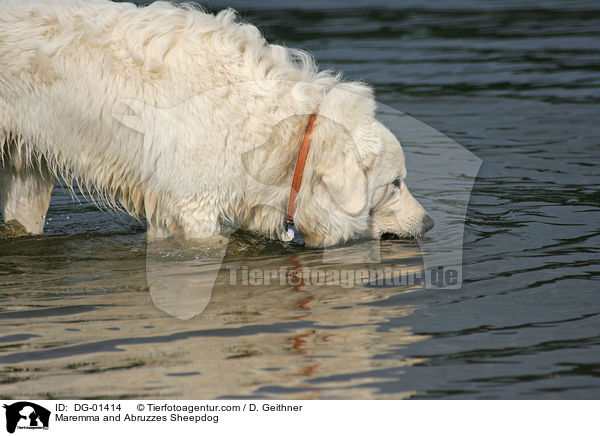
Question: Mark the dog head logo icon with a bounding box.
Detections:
[3,402,50,434]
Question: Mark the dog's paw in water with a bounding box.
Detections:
[0,220,32,238]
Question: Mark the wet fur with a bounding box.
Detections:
[0,0,432,246]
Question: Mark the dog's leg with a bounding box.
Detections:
[0,164,55,235]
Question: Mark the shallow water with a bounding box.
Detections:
[1,0,599,399]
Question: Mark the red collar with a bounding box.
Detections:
[285,112,318,228]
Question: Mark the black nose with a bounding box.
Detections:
[422,214,434,233]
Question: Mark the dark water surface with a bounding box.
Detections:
[1,0,599,399]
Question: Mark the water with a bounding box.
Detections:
[1,0,599,399]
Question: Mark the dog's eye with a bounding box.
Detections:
[392,178,402,188]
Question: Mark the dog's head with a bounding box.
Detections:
[244,82,434,247]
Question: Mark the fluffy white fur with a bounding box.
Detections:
[0,0,432,246]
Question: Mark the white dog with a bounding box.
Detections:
[0,0,433,247]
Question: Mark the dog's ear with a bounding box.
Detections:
[242,115,308,186]
[306,82,380,216]
[318,153,368,216]
[312,116,369,216]
[243,109,372,216]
